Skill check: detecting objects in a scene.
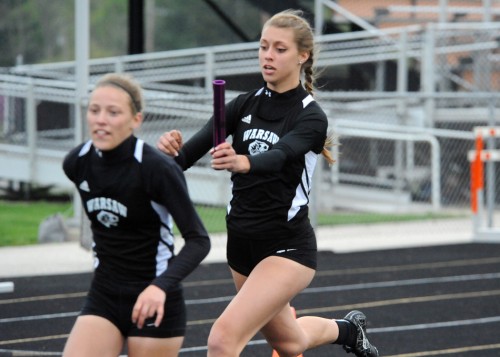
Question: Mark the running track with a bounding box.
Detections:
[1,243,500,356]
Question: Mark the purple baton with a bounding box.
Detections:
[212,79,226,147]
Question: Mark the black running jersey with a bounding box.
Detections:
[176,84,328,239]
[63,135,210,292]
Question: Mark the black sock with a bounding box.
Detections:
[333,319,356,346]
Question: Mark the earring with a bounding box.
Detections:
[298,61,303,65]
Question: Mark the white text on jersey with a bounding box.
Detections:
[243,129,280,144]
[86,197,128,217]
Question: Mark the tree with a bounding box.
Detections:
[0,0,271,67]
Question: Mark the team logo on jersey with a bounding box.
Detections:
[248,140,269,155]
[243,128,280,156]
[97,211,119,228]
[86,197,128,228]
[241,114,251,124]
[243,129,280,144]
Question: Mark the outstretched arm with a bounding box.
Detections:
[157,120,214,171]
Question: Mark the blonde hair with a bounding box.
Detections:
[95,73,144,115]
[264,10,335,165]
[263,9,317,96]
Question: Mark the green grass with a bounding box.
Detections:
[0,200,73,247]
[316,211,458,226]
[196,206,460,227]
[193,206,227,233]
[0,200,462,247]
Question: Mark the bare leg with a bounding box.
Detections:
[207,256,325,357]
[62,315,124,357]
[128,336,184,357]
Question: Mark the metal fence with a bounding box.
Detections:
[1,21,499,243]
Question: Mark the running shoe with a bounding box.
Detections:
[342,310,379,357]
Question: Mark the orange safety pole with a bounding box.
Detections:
[471,146,479,214]
[271,307,303,357]
[477,135,484,190]
[471,135,484,214]
[471,160,477,213]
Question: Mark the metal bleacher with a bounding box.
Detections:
[1,2,499,214]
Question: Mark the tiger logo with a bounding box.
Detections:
[248,140,269,155]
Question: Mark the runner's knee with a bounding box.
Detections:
[207,319,242,356]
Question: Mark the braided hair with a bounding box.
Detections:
[264,9,334,165]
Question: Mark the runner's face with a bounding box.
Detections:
[87,86,141,151]
[259,26,308,92]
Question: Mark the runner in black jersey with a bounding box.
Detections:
[62,73,210,357]
[158,9,378,357]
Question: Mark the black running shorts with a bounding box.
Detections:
[81,275,186,338]
[226,225,317,276]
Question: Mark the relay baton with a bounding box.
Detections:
[212,79,226,147]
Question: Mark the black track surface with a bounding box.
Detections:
[1,243,500,356]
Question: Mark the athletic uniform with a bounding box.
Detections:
[176,83,328,275]
[63,135,210,337]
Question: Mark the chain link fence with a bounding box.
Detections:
[1,19,499,246]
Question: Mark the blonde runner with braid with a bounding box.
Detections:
[266,10,335,166]
[157,9,378,357]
